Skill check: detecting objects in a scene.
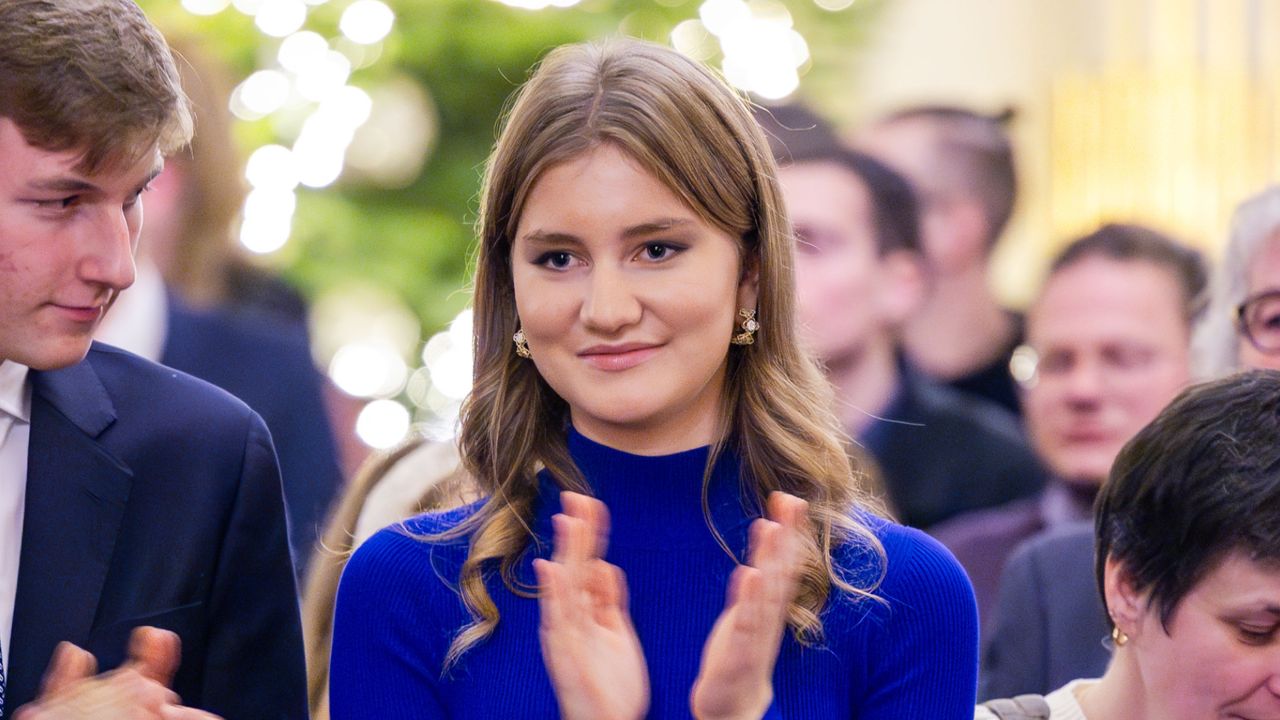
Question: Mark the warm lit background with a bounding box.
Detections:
[136,0,1280,457]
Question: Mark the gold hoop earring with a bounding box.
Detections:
[730,308,759,346]
[1111,626,1128,647]
[513,328,531,358]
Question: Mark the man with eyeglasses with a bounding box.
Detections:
[931,224,1205,688]
[948,224,1208,701]
[1195,185,1280,375]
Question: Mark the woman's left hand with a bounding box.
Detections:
[690,492,808,720]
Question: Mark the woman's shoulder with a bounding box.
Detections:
[341,499,486,593]
[828,513,978,631]
[837,513,974,594]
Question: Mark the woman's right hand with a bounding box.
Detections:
[533,492,649,720]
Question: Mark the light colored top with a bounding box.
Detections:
[975,679,1095,720]
[0,360,31,669]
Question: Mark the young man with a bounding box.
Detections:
[0,1,306,718]
[762,105,1045,530]
[857,107,1024,415]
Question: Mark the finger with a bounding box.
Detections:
[561,492,610,559]
[126,626,182,687]
[161,704,223,719]
[40,641,98,697]
[534,558,567,630]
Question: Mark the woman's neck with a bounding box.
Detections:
[1076,649,1152,720]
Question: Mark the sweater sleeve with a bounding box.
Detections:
[858,525,980,719]
[329,524,461,720]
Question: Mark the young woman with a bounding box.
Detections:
[979,370,1280,720]
[330,38,978,719]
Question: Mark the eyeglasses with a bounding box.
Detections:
[1237,289,1280,356]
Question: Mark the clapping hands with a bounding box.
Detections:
[14,627,222,720]
[535,491,809,720]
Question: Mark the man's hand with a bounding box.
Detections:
[14,627,221,720]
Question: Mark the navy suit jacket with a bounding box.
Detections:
[978,522,1111,700]
[3,344,307,720]
[161,295,342,579]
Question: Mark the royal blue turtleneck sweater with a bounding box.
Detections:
[330,429,979,719]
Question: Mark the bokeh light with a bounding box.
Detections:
[255,0,307,37]
[329,342,410,398]
[356,399,411,449]
[278,31,329,74]
[182,0,231,15]
[230,70,291,120]
[238,187,296,254]
[339,0,395,45]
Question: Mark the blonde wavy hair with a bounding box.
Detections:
[437,38,885,670]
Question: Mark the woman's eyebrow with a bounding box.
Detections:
[620,217,693,239]
[521,218,694,246]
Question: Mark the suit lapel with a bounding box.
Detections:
[5,357,131,714]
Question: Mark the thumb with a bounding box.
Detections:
[40,641,97,697]
[126,626,182,687]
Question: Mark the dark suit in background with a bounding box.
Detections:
[979,523,1110,701]
[162,294,343,579]
[3,344,308,720]
[859,362,1045,530]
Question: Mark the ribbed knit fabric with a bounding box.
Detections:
[330,429,979,719]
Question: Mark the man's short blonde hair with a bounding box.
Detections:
[0,0,193,173]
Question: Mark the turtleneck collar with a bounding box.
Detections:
[534,427,756,550]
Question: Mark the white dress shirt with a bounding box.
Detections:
[0,360,32,671]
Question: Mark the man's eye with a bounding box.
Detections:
[36,196,79,210]
[124,185,152,209]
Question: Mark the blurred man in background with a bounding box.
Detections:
[932,224,1205,626]
[763,105,1044,530]
[858,106,1024,416]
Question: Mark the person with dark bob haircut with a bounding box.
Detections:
[979,369,1280,719]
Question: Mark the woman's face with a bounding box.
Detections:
[1129,551,1280,719]
[511,144,757,455]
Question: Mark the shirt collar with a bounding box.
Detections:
[0,360,31,424]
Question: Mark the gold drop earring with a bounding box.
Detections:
[730,308,759,346]
[513,328,532,358]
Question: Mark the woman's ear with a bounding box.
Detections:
[736,253,760,311]
[1103,555,1145,640]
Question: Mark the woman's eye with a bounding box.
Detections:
[640,243,681,261]
[1239,625,1277,644]
[536,251,575,270]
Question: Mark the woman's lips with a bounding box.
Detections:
[579,344,661,371]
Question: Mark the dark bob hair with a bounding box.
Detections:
[1094,369,1280,630]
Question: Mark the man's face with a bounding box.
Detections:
[857,119,984,274]
[1023,256,1192,486]
[780,161,909,365]
[0,118,158,369]
[1239,232,1280,371]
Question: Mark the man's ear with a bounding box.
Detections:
[1103,555,1145,640]
[876,250,926,326]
